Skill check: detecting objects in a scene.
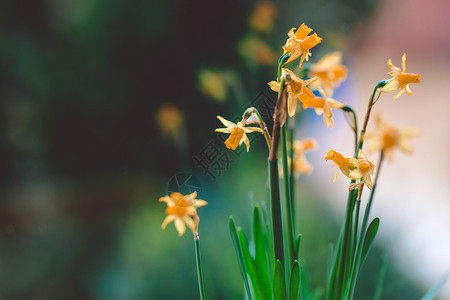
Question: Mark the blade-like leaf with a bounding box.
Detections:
[239,228,262,300]
[360,217,380,267]
[229,217,252,300]
[253,206,272,300]
[273,259,287,300]
[293,234,302,261]
[289,260,300,300]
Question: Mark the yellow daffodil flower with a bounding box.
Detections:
[238,36,276,66]
[215,116,263,151]
[198,69,228,102]
[349,149,376,189]
[301,88,345,128]
[380,53,421,99]
[366,114,420,160]
[309,51,347,97]
[160,192,208,236]
[293,138,317,174]
[324,150,356,181]
[249,1,277,33]
[282,23,322,67]
[268,68,317,117]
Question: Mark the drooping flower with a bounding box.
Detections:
[249,1,277,33]
[380,53,421,99]
[349,149,376,189]
[160,192,208,236]
[215,116,263,151]
[293,138,317,174]
[268,68,317,116]
[366,114,420,160]
[309,51,347,97]
[324,150,356,181]
[301,88,345,128]
[282,23,322,67]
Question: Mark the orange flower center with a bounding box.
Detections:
[382,129,399,149]
[398,72,421,86]
[166,193,190,218]
[225,125,245,150]
[359,161,371,172]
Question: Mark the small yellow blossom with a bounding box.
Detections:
[160,192,208,236]
[366,114,420,160]
[324,150,355,181]
[249,1,277,33]
[293,138,317,174]
[309,51,347,97]
[380,53,421,99]
[198,69,228,102]
[301,88,345,128]
[268,68,317,117]
[238,36,276,65]
[349,149,376,189]
[282,23,322,67]
[215,116,263,151]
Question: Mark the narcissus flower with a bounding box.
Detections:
[349,149,376,189]
[268,68,317,116]
[293,138,317,174]
[198,69,229,103]
[301,89,345,128]
[249,1,277,33]
[324,150,355,181]
[238,36,276,66]
[160,192,208,236]
[282,23,322,67]
[215,116,263,151]
[366,114,420,160]
[380,53,421,99]
[309,51,347,97]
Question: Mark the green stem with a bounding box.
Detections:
[244,107,272,150]
[277,54,291,81]
[341,106,358,155]
[281,124,295,265]
[194,236,206,300]
[268,75,289,265]
[357,80,389,152]
[348,151,385,299]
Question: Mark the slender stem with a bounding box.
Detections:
[281,124,295,265]
[357,80,389,151]
[348,151,385,299]
[268,75,289,265]
[194,235,206,300]
[288,117,295,231]
[352,199,361,259]
[247,107,272,149]
[341,106,358,155]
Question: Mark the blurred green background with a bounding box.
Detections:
[0,0,445,299]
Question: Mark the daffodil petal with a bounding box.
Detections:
[174,218,186,236]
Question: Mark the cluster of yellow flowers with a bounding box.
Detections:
[160,21,422,237]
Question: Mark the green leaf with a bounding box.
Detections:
[420,274,449,300]
[253,206,272,300]
[289,260,300,300]
[229,217,252,300]
[273,259,287,300]
[239,228,262,300]
[360,217,380,267]
[293,234,302,261]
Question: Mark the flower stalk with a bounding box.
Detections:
[194,234,206,300]
[268,73,290,265]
